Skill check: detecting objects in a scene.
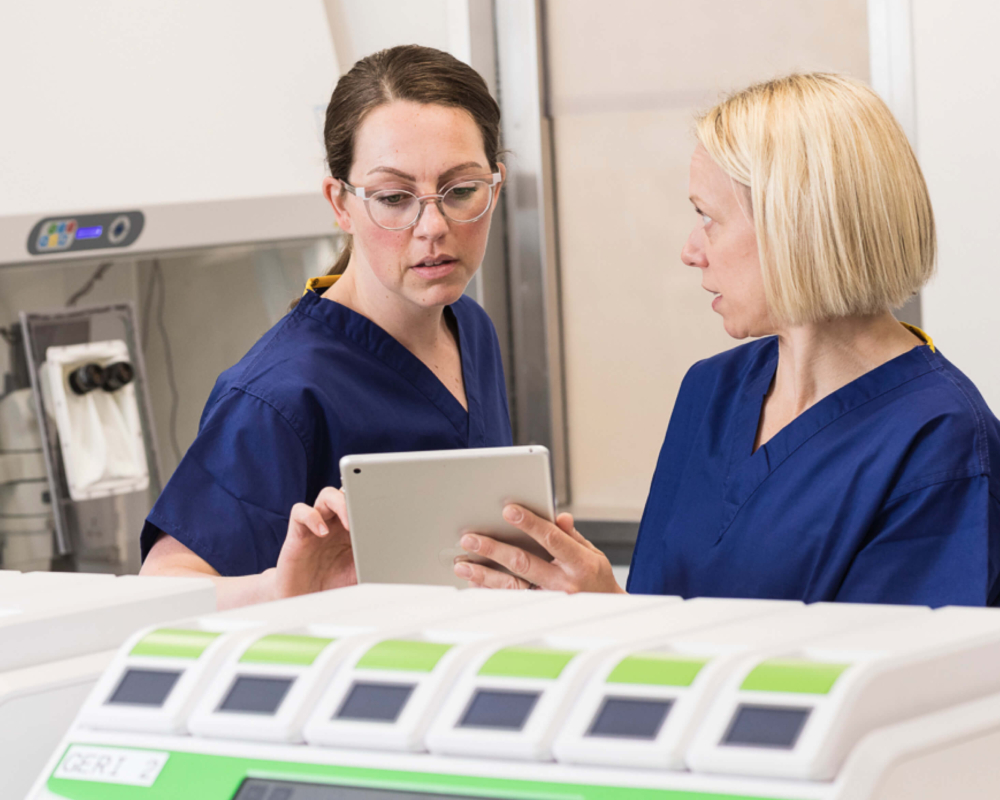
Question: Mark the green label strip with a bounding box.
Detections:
[356,640,454,673]
[607,654,709,687]
[240,634,336,666]
[47,744,796,800]
[478,646,579,679]
[741,659,850,695]
[130,628,220,660]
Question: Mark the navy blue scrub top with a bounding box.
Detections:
[628,330,1000,607]
[141,279,512,576]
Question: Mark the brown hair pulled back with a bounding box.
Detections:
[322,44,502,277]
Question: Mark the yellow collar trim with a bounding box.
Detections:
[901,321,935,353]
[303,274,341,296]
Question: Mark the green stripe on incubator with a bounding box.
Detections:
[478,646,579,679]
[240,634,337,666]
[47,744,798,800]
[130,629,220,659]
[741,659,850,695]
[356,639,454,672]
[607,654,710,687]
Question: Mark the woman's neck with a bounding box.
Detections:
[322,256,451,354]
[771,311,921,414]
[754,310,923,451]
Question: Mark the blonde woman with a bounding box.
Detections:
[458,73,1000,607]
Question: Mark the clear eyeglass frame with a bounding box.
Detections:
[339,171,502,231]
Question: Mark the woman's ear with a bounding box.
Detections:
[323,177,354,234]
[492,163,507,207]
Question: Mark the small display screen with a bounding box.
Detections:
[75,225,103,240]
[335,682,415,722]
[458,689,540,731]
[586,696,673,739]
[219,676,295,715]
[234,778,504,800]
[722,704,811,749]
[106,668,182,707]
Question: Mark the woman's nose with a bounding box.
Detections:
[681,227,708,269]
[413,198,450,239]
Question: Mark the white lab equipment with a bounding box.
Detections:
[0,571,214,800]
[186,589,549,745]
[424,596,798,761]
[28,588,1000,800]
[552,602,928,770]
[0,1,339,267]
[303,594,796,754]
[40,340,149,500]
[77,584,454,736]
[687,605,1000,781]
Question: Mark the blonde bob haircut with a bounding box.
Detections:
[696,73,936,325]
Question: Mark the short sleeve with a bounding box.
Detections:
[836,475,1000,607]
[141,389,309,576]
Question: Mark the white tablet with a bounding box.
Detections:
[340,446,555,588]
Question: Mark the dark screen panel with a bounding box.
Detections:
[106,668,182,707]
[235,778,508,800]
[722,704,811,749]
[586,696,673,739]
[458,689,540,731]
[335,682,415,722]
[219,676,295,715]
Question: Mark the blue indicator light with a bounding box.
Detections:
[75,226,103,240]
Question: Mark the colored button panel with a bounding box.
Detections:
[356,639,454,673]
[130,628,221,660]
[740,659,851,695]
[240,634,336,666]
[607,653,710,687]
[478,646,579,679]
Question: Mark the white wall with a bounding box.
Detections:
[545,0,871,518]
[910,0,1000,411]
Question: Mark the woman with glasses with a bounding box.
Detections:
[459,73,1000,607]
[140,45,509,608]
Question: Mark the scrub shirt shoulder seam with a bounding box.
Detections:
[225,310,299,386]
[172,445,303,520]
[885,469,987,505]
[918,346,991,473]
[229,385,313,457]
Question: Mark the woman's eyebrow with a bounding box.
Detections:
[438,161,485,182]
[366,166,416,180]
[365,162,485,182]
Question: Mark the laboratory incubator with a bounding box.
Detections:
[29,585,1000,800]
[0,569,215,800]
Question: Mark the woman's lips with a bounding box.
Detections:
[411,259,457,280]
[711,293,722,311]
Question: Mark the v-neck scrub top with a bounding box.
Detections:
[140,286,512,576]
[628,334,1000,607]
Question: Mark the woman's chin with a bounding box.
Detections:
[407,279,469,309]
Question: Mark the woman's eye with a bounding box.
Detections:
[375,193,409,206]
[449,186,477,199]
[698,211,712,226]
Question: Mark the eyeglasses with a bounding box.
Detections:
[340,172,502,231]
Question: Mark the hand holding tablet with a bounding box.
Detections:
[340,446,557,588]
[456,504,625,594]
